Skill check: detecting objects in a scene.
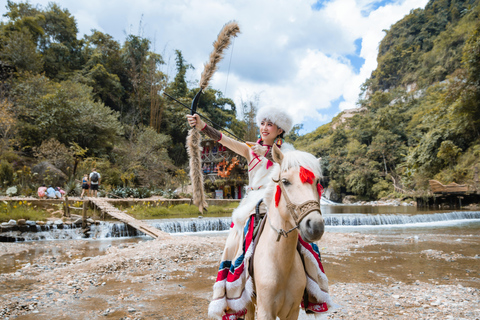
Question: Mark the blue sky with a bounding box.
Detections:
[1,0,429,134]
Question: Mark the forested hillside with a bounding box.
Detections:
[1,0,479,201]
[295,0,480,201]
[0,1,247,196]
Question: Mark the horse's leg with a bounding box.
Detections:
[245,300,256,320]
[284,307,300,320]
[255,304,276,320]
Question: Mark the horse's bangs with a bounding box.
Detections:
[264,150,322,209]
[280,151,322,178]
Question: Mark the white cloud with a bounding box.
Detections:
[1,0,429,132]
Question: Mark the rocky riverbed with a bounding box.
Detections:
[1,231,479,319]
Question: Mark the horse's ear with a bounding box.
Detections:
[272,144,284,164]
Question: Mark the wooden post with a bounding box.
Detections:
[82,200,88,229]
[64,196,70,217]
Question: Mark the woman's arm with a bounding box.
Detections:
[187,114,251,159]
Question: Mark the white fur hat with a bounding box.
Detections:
[256,106,293,134]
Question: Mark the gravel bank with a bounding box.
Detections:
[1,232,479,319]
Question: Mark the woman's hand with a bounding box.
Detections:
[251,143,268,156]
[187,114,206,130]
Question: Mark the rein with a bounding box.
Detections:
[270,173,322,242]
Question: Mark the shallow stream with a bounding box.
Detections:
[2,206,480,289]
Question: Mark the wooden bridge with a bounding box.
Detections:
[88,198,170,239]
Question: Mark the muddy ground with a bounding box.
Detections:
[1,231,479,320]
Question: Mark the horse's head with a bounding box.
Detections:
[266,145,325,243]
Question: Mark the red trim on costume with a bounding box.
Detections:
[200,123,207,131]
[298,236,325,273]
[299,167,315,184]
[224,215,256,283]
[222,309,247,320]
[275,185,281,207]
[227,263,245,282]
[216,267,230,282]
[248,158,261,172]
[301,301,329,313]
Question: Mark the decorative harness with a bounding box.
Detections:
[269,172,322,242]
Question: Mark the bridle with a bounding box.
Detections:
[269,172,322,242]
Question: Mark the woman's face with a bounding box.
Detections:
[260,120,283,144]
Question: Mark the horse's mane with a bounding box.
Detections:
[264,150,322,209]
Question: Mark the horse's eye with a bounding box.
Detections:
[281,178,290,186]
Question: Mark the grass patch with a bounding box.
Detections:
[0,201,52,223]
[124,202,238,219]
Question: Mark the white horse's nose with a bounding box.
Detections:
[300,211,324,242]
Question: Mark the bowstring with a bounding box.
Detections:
[224,37,235,96]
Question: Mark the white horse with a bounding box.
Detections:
[246,145,329,320]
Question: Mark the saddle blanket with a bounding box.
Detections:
[208,214,333,318]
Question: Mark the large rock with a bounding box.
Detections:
[343,195,357,204]
[324,187,342,202]
[32,161,68,186]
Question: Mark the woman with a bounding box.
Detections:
[80,174,89,199]
[187,107,330,319]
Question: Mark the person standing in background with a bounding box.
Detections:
[80,174,89,199]
[89,168,101,197]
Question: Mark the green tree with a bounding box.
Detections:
[39,3,82,80]
[368,130,404,175]
[0,99,16,154]
[437,140,462,168]
[76,30,125,111]
[1,1,45,47]
[0,29,43,73]
[121,34,166,135]
[169,50,192,97]
[240,96,259,143]
[11,73,123,155]
[113,126,173,187]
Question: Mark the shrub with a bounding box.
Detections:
[0,201,50,222]
[124,202,238,219]
[6,186,17,196]
[108,186,152,199]
[64,179,81,196]
[0,160,14,187]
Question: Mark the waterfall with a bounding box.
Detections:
[2,211,479,241]
[150,218,232,233]
[324,211,480,226]
[89,222,137,238]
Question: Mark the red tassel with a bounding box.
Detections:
[299,167,315,184]
[317,183,324,198]
[275,185,281,207]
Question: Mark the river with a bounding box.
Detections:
[1,205,479,319]
[2,205,480,287]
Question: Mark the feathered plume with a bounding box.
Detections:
[187,21,241,213]
[187,129,207,212]
[199,21,240,90]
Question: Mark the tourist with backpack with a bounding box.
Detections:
[89,168,101,197]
